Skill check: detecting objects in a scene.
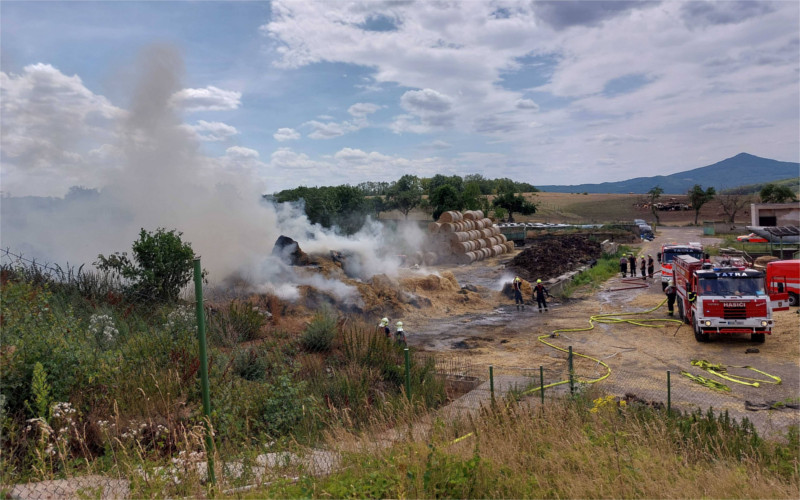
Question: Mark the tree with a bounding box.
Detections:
[492,187,536,222]
[275,185,367,234]
[687,184,716,225]
[760,183,798,203]
[429,184,462,220]
[386,174,423,219]
[717,193,752,226]
[96,228,200,303]
[461,181,483,211]
[647,186,664,225]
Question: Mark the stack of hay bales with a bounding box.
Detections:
[428,210,515,264]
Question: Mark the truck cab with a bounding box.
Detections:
[766,259,800,307]
[657,242,703,291]
[672,255,772,343]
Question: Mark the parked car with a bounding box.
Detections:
[737,233,769,243]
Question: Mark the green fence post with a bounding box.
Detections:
[404,348,411,402]
[540,366,545,405]
[193,258,215,485]
[568,346,575,396]
[667,370,671,416]
[489,365,495,403]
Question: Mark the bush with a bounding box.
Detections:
[300,308,338,352]
[208,302,266,346]
[96,228,202,303]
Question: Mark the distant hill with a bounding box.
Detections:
[537,153,799,194]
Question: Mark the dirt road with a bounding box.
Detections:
[408,227,800,437]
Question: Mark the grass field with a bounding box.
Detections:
[386,192,754,227]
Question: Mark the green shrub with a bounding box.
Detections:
[95,228,203,303]
[300,308,338,352]
[207,302,268,346]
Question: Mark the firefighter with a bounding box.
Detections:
[628,253,637,277]
[533,279,550,313]
[647,254,655,278]
[619,256,628,278]
[664,280,677,316]
[640,256,647,281]
[378,317,391,338]
[395,321,407,346]
[512,276,524,310]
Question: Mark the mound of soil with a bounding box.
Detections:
[509,234,602,282]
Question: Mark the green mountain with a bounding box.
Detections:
[537,153,799,194]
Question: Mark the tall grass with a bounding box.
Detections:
[252,392,799,499]
[560,248,630,298]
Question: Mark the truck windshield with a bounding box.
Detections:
[663,250,703,263]
[698,277,765,296]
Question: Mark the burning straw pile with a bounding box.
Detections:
[427,210,514,264]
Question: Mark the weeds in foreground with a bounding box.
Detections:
[250,395,799,499]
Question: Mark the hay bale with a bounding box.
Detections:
[440,222,455,233]
[493,244,505,256]
[497,234,507,243]
[505,241,515,252]
[428,222,441,233]
[423,252,437,266]
[439,211,463,223]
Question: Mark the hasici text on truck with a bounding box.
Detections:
[672,255,776,343]
[766,259,800,307]
[657,242,703,291]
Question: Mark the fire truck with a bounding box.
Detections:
[657,242,703,291]
[671,255,773,343]
[766,259,800,307]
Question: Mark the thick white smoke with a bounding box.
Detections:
[0,45,429,301]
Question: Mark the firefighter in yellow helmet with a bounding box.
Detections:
[512,276,524,310]
[533,279,550,313]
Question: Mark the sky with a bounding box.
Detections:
[1,0,799,198]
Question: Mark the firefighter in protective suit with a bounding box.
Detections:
[395,321,406,346]
[512,276,525,310]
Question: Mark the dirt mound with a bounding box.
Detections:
[509,234,602,282]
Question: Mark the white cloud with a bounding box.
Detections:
[0,63,124,195]
[186,120,239,142]
[225,146,260,159]
[274,127,300,141]
[305,119,359,139]
[171,85,241,112]
[700,117,772,132]
[348,102,381,117]
[515,98,539,111]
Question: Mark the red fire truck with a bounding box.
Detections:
[766,259,800,307]
[672,255,773,343]
[657,242,703,290]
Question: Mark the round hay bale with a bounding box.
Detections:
[463,220,475,230]
[481,228,494,239]
[505,241,515,252]
[480,217,493,227]
[474,210,484,220]
[440,211,462,223]
[464,251,478,263]
[493,244,505,256]
[490,226,501,236]
[423,252,437,266]
[497,234,507,243]
[452,241,467,255]
[475,238,487,249]
[428,222,441,233]
[463,210,476,220]
[440,222,455,233]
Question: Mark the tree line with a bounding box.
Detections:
[646,182,797,226]
[270,174,538,234]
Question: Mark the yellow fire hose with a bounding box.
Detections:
[449,297,680,445]
[689,359,782,388]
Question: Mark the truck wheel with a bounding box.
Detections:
[789,293,799,307]
[693,322,710,342]
[677,301,688,324]
[751,333,766,343]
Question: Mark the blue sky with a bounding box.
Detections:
[2,0,799,197]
